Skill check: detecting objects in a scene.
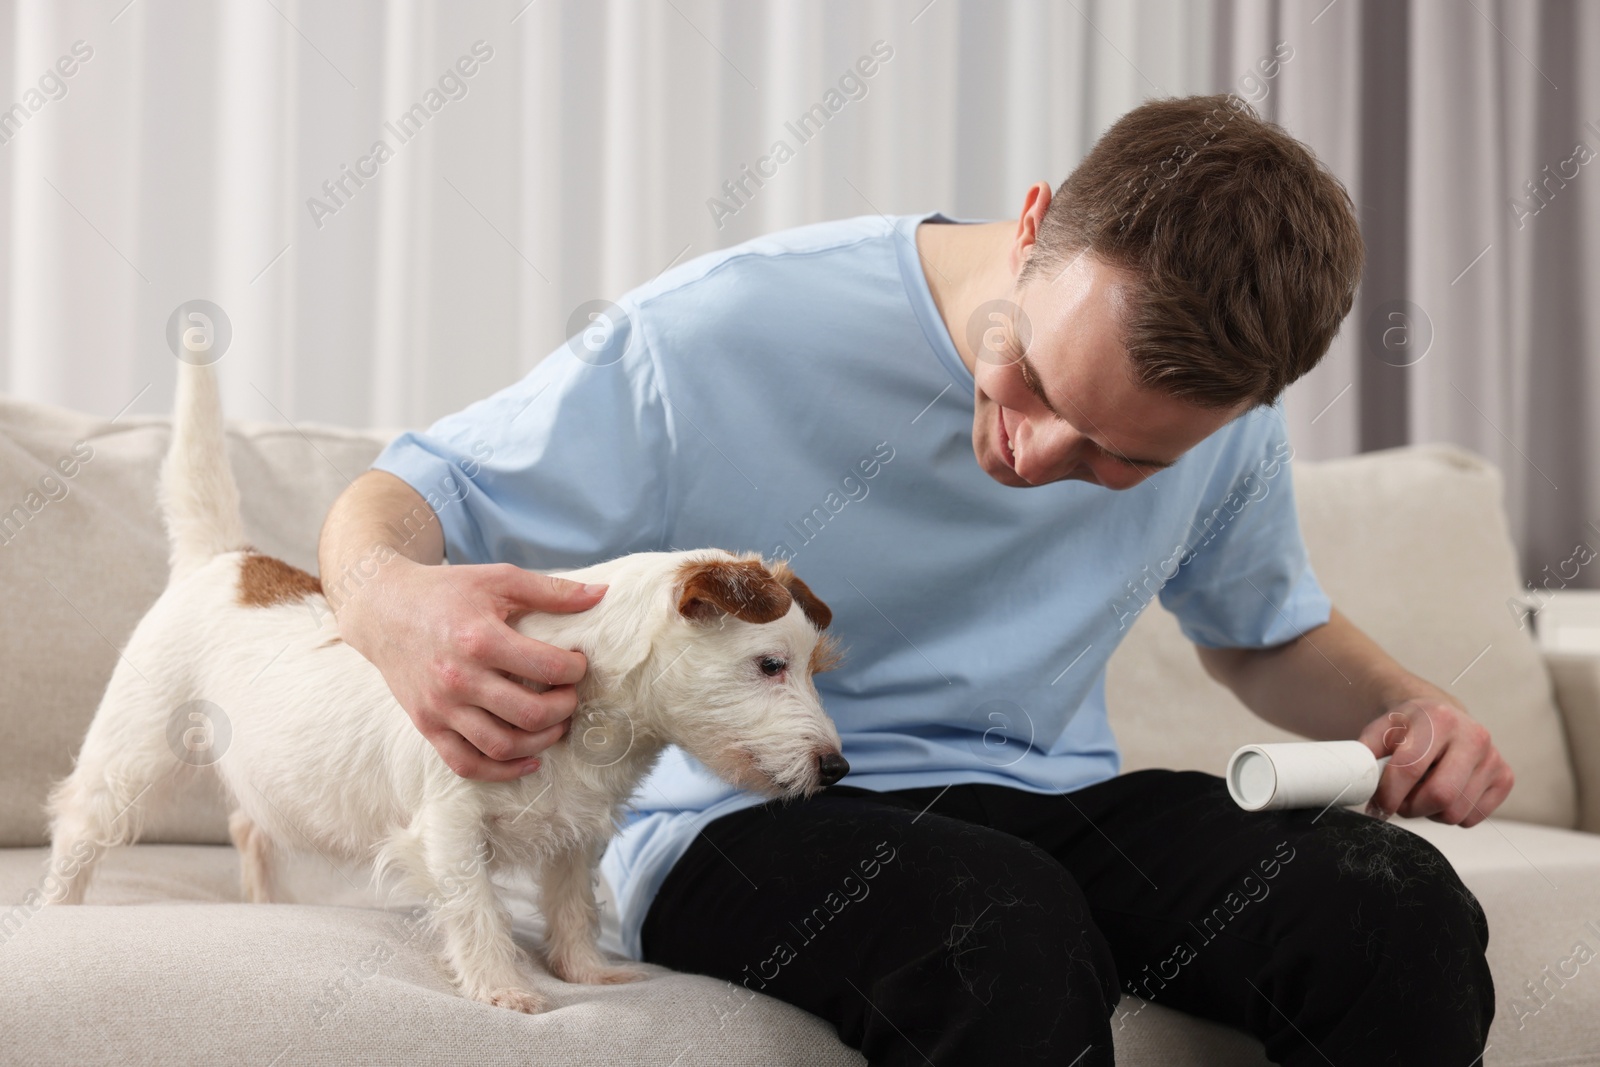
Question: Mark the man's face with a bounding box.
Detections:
[970,253,1249,490]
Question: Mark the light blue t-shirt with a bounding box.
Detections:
[371,211,1332,960]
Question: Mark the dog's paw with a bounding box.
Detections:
[590,962,651,985]
[481,986,549,1014]
[553,960,651,986]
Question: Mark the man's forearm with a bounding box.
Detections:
[1195,607,1457,740]
[317,469,443,615]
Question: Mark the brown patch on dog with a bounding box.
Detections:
[809,633,844,674]
[677,557,792,624]
[767,559,832,630]
[238,552,323,607]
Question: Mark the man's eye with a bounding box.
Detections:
[1095,443,1146,470]
[759,657,788,677]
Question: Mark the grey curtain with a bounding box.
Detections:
[1216,0,1600,590]
[0,0,1593,587]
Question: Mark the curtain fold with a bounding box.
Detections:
[0,0,1593,585]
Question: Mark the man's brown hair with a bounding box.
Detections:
[1018,94,1364,408]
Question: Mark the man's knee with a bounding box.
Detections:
[1307,815,1489,950]
[1273,814,1494,1052]
[841,824,1121,1065]
[897,830,1121,1015]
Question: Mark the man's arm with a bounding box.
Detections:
[318,469,608,781]
[1195,606,1515,827]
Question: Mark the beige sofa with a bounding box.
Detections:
[3,392,1599,1065]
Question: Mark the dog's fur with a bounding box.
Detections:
[45,360,847,1013]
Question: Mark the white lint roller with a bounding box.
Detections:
[1226,741,1391,813]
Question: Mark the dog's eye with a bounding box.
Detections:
[759,656,788,677]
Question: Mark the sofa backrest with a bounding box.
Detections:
[0,394,1577,844]
[1107,443,1577,829]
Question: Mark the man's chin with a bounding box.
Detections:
[988,465,1036,488]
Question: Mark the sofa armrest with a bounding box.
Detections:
[1545,650,1600,833]
[1531,591,1600,831]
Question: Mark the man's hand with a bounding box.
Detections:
[317,469,608,783]
[1198,606,1516,828]
[336,557,607,781]
[1357,699,1515,827]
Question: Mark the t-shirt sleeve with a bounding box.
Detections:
[1155,402,1332,649]
[368,305,671,569]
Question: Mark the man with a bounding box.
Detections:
[320,95,1509,1065]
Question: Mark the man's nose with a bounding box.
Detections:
[817,751,850,787]
[1016,420,1084,482]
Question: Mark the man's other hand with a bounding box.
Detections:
[1358,699,1515,827]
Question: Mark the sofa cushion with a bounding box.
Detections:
[1108,443,1577,829]
[0,393,390,847]
[0,843,1273,1065]
[0,845,863,1066]
[6,813,1598,1064]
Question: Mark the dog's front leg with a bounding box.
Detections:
[228,810,282,904]
[413,808,547,1013]
[537,840,650,986]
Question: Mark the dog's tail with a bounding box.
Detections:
[159,359,248,583]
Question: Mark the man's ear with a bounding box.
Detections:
[676,557,792,624]
[1010,180,1052,278]
[766,559,832,630]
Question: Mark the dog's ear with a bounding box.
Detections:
[677,557,792,624]
[766,559,832,630]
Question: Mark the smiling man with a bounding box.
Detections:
[322,95,1507,1065]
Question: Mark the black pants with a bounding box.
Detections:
[641,769,1494,1066]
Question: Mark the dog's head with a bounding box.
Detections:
[638,551,847,798]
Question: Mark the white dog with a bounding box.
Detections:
[46,360,848,1013]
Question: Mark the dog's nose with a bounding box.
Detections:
[817,752,850,787]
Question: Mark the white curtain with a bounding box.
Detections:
[1,0,1595,584]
